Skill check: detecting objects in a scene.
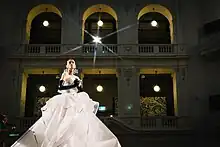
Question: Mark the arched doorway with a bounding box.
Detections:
[82,4,118,44]
[138,12,170,44]
[137,4,173,44]
[81,69,118,116]
[29,12,61,44]
[26,4,62,44]
[20,68,60,116]
[139,68,177,116]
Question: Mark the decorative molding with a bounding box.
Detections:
[123,68,133,78]
[124,46,132,52]
[116,68,121,76]
[180,67,187,80]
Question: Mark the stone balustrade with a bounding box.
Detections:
[10,44,187,58]
[13,116,191,133]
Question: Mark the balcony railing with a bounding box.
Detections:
[13,116,191,133]
[10,44,187,58]
[109,116,191,131]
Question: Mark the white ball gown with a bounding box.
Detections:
[11,74,121,147]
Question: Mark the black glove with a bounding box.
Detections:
[59,80,64,87]
[74,79,84,92]
[74,79,80,86]
[58,79,78,90]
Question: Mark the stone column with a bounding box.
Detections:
[16,66,23,117]
[175,67,188,116]
[117,67,140,117]
[20,72,28,116]
[117,9,138,44]
[61,4,81,44]
[8,62,23,117]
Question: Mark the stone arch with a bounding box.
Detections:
[137,4,174,43]
[26,4,62,42]
[82,4,118,42]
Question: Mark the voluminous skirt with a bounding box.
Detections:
[11,92,121,147]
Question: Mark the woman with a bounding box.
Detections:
[11,59,121,147]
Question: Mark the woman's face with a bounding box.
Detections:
[66,59,76,69]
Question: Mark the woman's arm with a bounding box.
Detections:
[74,76,84,92]
[58,84,78,90]
[60,72,65,81]
[59,72,65,88]
[58,74,81,90]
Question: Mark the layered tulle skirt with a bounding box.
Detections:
[11,92,121,147]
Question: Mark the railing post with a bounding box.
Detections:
[40,45,46,54]
[156,118,162,129]
[154,45,159,53]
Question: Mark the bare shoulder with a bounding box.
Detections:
[61,71,67,76]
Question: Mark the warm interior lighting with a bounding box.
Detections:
[39,85,46,92]
[96,85,103,92]
[43,20,49,27]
